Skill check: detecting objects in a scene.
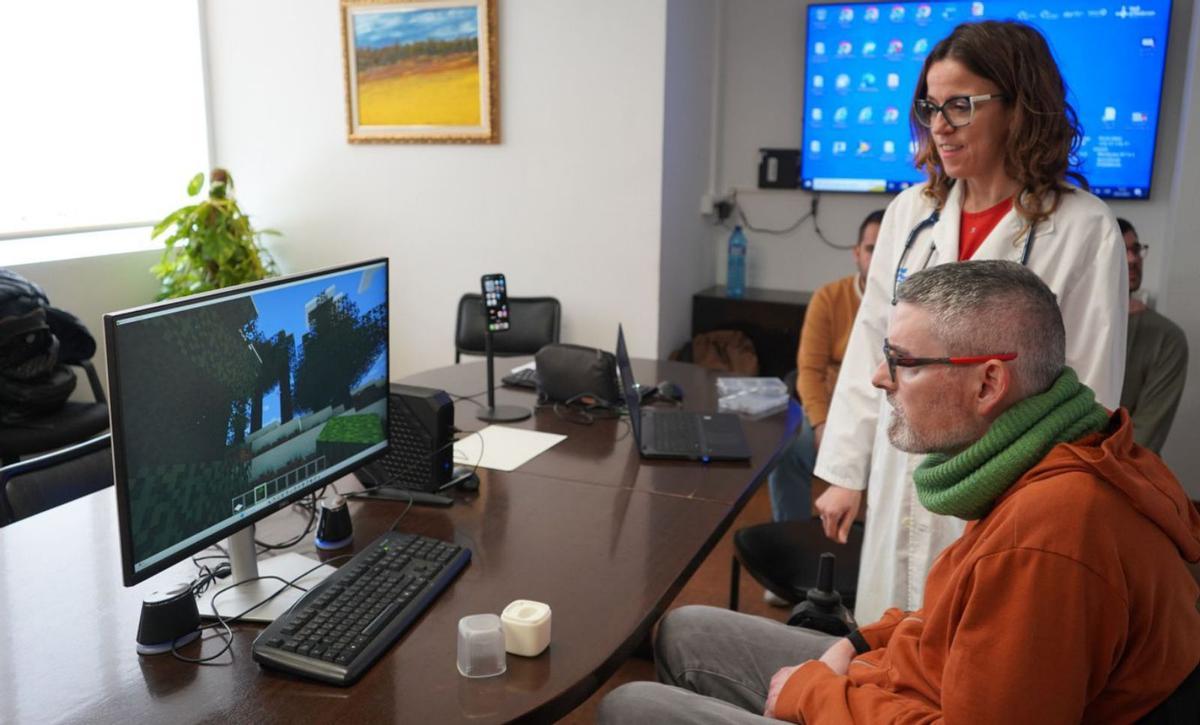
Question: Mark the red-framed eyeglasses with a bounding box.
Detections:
[882,338,1017,383]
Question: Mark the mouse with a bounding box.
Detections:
[451,466,480,491]
[654,380,684,402]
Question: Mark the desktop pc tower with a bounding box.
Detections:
[353,383,455,495]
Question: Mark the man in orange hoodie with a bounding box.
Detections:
[599,260,1200,724]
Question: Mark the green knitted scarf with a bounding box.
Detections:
[913,367,1110,520]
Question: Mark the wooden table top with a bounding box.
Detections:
[0,358,785,724]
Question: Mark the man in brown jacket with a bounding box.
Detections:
[600,260,1200,724]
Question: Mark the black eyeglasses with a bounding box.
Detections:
[914,94,1005,129]
[1127,242,1149,259]
[882,338,1018,383]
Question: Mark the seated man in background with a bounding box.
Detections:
[766,210,883,537]
[599,260,1200,724]
[1118,217,1188,453]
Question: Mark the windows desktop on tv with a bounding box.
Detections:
[799,1,1172,199]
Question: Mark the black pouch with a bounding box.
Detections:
[534,343,620,407]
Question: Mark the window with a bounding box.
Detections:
[0,1,210,264]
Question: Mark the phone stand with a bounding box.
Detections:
[477,330,531,423]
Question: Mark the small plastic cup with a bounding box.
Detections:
[457,613,507,678]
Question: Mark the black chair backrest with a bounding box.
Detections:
[455,294,561,363]
[1,432,113,525]
[1138,660,1200,724]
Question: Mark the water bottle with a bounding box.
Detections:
[727,225,747,299]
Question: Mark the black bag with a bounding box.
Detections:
[534,343,620,407]
[0,269,96,423]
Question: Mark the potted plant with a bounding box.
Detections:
[151,168,278,299]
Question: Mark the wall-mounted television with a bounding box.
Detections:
[799,1,1172,199]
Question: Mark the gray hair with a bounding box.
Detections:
[896,260,1065,397]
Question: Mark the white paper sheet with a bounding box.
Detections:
[452,425,566,472]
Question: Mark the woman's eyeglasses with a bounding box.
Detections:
[914,94,1005,129]
[882,338,1018,383]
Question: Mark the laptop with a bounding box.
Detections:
[616,325,751,461]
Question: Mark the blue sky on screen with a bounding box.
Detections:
[353,7,478,50]
[249,265,387,425]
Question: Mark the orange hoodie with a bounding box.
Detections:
[775,409,1200,723]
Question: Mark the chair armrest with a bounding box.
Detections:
[71,360,107,404]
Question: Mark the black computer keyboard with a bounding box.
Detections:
[252,531,471,686]
[501,367,539,389]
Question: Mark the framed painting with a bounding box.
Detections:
[341,0,499,143]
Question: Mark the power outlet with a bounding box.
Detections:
[700,192,734,221]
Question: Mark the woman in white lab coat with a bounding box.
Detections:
[813,21,1127,624]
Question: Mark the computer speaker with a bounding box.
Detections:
[136,582,201,655]
[315,494,353,550]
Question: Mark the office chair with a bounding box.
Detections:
[728,370,864,611]
[454,294,561,363]
[729,518,864,611]
[0,359,110,467]
[0,432,113,525]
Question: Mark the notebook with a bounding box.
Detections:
[616,325,751,462]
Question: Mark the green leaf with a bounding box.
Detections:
[152,169,280,299]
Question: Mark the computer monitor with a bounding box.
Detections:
[799,0,1173,198]
[104,258,389,620]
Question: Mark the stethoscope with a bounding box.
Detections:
[891,209,1038,304]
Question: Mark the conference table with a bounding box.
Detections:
[0,357,787,724]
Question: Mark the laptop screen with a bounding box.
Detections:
[615,325,642,444]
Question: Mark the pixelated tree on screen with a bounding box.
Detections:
[292,293,386,413]
[120,299,261,467]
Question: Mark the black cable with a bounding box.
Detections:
[386,494,416,532]
[447,428,484,485]
[612,410,634,443]
[735,191,814,235]
[808,194,846,250]
[172,554,358,665]
[734,192,854,250]
[254,483,338,552]
[448,390,487,408]
[346,428,484,501]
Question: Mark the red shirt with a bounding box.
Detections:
[959,197,1013,261]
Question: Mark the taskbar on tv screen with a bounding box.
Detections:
[800,178,1151,200]
[800,177,920,194]
[1092,186,1149,200]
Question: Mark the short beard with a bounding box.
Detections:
[887,395,983,455]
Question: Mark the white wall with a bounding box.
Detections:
[1160,1,1200,497]
[658,0,720,358]
[203,0,669,378]
[713,0,891,294]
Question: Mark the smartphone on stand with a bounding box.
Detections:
[480,273,510,332]
[477,273,529,422]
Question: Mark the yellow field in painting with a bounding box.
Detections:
[357,63,481,126]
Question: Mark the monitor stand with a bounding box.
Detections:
[196,525,336,623]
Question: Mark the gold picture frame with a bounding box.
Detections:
[341,0,499,144]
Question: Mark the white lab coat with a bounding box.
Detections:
[813,180,1127,624]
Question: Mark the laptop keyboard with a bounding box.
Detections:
[651,410,702,451]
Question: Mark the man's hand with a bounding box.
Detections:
[763,664,804,719]
[817,637,856,675]
[813,422,825,451]
[815,485,861,543]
